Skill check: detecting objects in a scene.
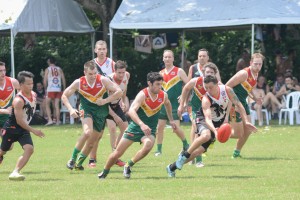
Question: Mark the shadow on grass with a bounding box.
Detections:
[24,171,50,174]
[101,176,196,180]
[212,175,255,179]
[242,157,296,161]
[29,178,64,181]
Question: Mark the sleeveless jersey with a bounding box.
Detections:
[0,77,15,125]
[5,91,36,129]
[109,72,129,104]
[190,76,206,111]
[160,66,182,110]
[233,67,257,101]
[191,63,204,78]
[78,74,108,117]
[205,85,230,122]
[127,88,165,135]
[47,66,63,92]
[94,57,115,76]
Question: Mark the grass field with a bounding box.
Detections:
[0,121,300,200]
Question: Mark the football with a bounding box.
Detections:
[217,123,232,143]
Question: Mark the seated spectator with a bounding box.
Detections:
[272,73,285,96]
[256,75,270,94]
[276,75,300,103]
[250,86,283,126]
[34,82,46,117]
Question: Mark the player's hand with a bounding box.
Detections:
[96,98,107,106]
[177,95,181,103]
[244,121,258,133]
[70,109,80,118]
[140,123,151,136]
[33,129,45,138]
[169,120,177,132]
[4,106,12,115]
[177,105,184,119]
[113,115,123,125]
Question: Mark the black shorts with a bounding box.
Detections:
[106,103,127,122]
[0,127,33,151]
[195,118,224,151]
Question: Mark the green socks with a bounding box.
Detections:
[156,144,162,153]
[233,149,241,157]
[76,153,87,166]
[103,169,110,175]
[127,159,135,167]
[71,148,80,161]
[196,155,202,162]
[182,139,189,149]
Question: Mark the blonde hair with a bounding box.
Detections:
[251,53,265,61]
[84,60,97,71]
[163,49,174,57]
[95,40,107,48]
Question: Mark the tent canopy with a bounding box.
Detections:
[0,0,94,36]
[110,0,300,30]
[0,0,94,78]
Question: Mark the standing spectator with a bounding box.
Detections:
[34,82,46,117]
[43,57,66,126]
[236,49,250,72]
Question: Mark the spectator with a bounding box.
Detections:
[276,75,300,101]
[256,75,270,94]
[250,86,283,125]
[43,56,66,126]
[34,82,46,118]
[272,73,285,96]
[236,49,250,72]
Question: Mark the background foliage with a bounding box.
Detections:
[1,1,300,99]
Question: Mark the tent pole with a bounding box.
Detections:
[109,27,113,59]
[91,32,95,59]
[181,30,185,69]
[251,24,255,54]
[10,29,15,78]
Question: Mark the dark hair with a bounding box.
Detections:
[204,75,218,85]
[84,60,97,71]
[147,72,163,84]
[203,62,218,74]
[115,60,127,70]
[285,74,293,80]
[198,48,209,56]
[48,56,56,64]
[0,61,5,66]
[17,71,34,84]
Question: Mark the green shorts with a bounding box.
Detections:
[230,99,250,123]
[79,105,107,132]
[158,106,180,120]
[123,130,156,143]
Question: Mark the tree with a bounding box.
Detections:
[75,0,120,41]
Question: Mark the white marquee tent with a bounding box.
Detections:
[109,0,300,58]
[0,0,95,78]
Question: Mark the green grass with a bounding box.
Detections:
[0,122,300,200]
